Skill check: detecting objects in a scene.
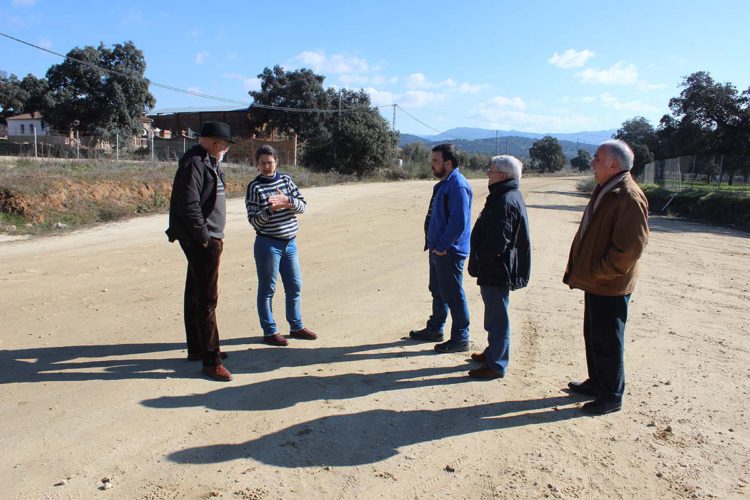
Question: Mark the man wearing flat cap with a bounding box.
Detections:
[166,121,234,381]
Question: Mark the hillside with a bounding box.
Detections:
[399,134,598,159]
[413,127,615,145]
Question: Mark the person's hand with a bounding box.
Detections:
[201,240,209,248]
[432,249,447,256]
[268,188,291,212]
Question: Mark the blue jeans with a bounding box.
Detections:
[426,252,470,342]
[254,236,303,336]
[583,293,630,402]
[480,286,510,375]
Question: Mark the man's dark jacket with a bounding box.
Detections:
[166,144,224,244]
[468,179,531,289]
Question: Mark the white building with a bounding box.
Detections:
[6,112,51,138]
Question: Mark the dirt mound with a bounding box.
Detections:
[0,178,174,225]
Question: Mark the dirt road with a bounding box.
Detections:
[1,176,748,499]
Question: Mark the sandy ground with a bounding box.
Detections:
[1,176,748,500]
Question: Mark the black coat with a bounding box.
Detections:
[468,179,531,289]
[165,145,224,244]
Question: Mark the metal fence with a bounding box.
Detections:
[643,155,750,195]
[0,134,298,165]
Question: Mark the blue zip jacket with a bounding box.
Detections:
[426,168,473,257]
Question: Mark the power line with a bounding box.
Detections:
[1,31,250,105]
[2,32,398,114]
[395,105,459,140]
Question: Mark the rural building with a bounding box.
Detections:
[147,106,252,139]
[6,112,51,140]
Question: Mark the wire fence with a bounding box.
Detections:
[0,134,297,165]
[643,155,750,196]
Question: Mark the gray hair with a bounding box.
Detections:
[489,155,523,180]
[600,139,634,171]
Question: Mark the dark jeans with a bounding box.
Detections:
[426,252,470,342]
[179,238,223,367]
[583,292,630,401]
[480,286,510,375]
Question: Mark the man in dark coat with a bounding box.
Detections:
[166,122,234,381]
[467,155,531,380]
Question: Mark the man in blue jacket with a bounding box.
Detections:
[467,155,531,379]
[410,144,473,353]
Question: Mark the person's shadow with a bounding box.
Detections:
[0,338,435,384]
[142,364,470,412]
[168,396,581,467]
[0,342,188,384]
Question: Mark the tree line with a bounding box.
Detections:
[2,39,748,179]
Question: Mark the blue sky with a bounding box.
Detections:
[2,0,749,136]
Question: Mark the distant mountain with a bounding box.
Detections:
[399,133,598,160]
[398,133,431,147]
[410,127,615,146]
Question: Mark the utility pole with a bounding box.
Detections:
[495,130,498,155]
[392,104,397,130]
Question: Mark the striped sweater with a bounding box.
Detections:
[245,172,306,239]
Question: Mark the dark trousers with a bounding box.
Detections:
[583,292,630,401]
[426,252,470,342]
[179,238,223,366]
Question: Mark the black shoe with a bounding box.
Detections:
[188,351,228,361]
[468,366,503,380]
[434,340,470,353]
[581,398,622,415]
[409,328,444,342]
[567,379,598,396]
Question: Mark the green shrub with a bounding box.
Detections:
[642,185,750,229]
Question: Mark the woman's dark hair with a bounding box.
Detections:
[255,144,278,163]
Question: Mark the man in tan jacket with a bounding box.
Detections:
[563,139,649,415]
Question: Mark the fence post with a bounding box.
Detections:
[33,125,38,158]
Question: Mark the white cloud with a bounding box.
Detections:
[195,51,209,64]
[404,72,487,93]
[364,88,447,108]
[405,72,429,89]
[38,37,52,49]
[637,81,667,91]
[458,82,489,94]
[548,49,595,68]
[400,90,448,107]
[186,86,202,94]
[597,92,657,112]
[294,50,368,74]
[474,97,595,131]
[365,88,396,107]
[576,61,639,85]
[485,96,527,111]
[223,72,261,92]
[339,74,398,87]
[12,0,37,6]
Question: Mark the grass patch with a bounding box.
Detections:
[642,185,750,230]
[1,158,575,236]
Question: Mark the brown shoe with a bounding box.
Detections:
[468,366,503,380]
[202,364,232,382]
[470,352,487,363]
[263,333,289,346]
[290,327,318,340]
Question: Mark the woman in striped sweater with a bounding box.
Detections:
[245,145,318,346]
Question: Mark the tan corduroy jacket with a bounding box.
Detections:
[563,173,649,296]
